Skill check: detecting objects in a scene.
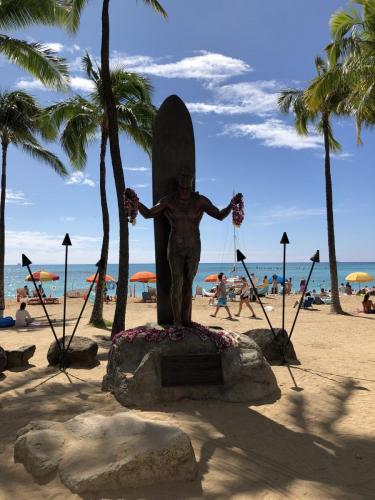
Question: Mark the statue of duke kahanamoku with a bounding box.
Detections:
[132,173,241,328]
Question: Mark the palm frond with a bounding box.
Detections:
[0,35,68,89]
[0,0,69,29]
[141,0,168,19]
[18,141,68,176]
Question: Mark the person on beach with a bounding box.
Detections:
[300,279,306,294]
[249,273,258,301]
[362,293,375,314]
[287,277,293,294]
[38,284,46,298]
[235,277,257,318]
[263,275,269,287]
[210,272,234,320]
[272,276,278,294]
[23,285,30,297]
[345,282,353,295]
[15,302,34,327]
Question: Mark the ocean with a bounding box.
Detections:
[4,262,375,299]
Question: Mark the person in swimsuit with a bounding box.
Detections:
[362,293,375,314]
[235,277,257,318]
[210,272,234,320]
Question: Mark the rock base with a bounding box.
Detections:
[47,336,98,367]
[103,325,280,406]
[5,345,35,369]
[0,347,7,372]
[14,412,197,494]
[246,329,299,364]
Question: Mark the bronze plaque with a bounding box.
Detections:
[161,354,223,387]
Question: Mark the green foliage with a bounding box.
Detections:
[45,54,156,168]
[0,90,67,176]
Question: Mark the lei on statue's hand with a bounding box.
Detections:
[231,193,244,228]
[124,188,139,225]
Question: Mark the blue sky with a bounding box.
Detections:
[2,0,374,264]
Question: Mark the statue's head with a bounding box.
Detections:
[177,169,193,199]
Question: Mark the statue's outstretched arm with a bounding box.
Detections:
[138,198,166,219]
[201,196,232,221]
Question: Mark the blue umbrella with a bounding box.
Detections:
[271,275,285,284]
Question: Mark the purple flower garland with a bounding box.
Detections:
[232,193,244,228]
[112,322,238,351]
[124,188,139,225]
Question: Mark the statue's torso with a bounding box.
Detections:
[163,192,203,253]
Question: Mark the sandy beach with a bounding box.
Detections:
[0,294,374,499]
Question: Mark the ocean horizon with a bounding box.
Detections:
[5,261,375,299]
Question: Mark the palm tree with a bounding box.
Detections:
[325,0,375,142]
[46,54,156,327]
[0,0,85,88]
[278,57,349,315]
[100,0,167,336]
[0,90,67,315]
[45,0,167,335]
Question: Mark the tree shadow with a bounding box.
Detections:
[144,379,375,498]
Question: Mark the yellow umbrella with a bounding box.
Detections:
[345,272,374,283]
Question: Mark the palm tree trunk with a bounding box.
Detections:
[101,0,129,336]
[90,128,109,327]
[322,115,344,314]
[0,138,8,316]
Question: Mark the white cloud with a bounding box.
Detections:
[5,230,103,264]
[317,151,353,161]
[45,42,64,52]
[16,79,45,91]
[223,119,323,150]
[16,75,94,92]
[66,172,95,187]
[111,50,251,80]
[60,216,76,222]
[6,189,33,206]
[187,81,279,116]
[70,76,95,92]
[124,166,149,172]
[252,206,326,226]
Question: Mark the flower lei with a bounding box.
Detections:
[124,188,139,226]
[112,322,238,351]
[232,193,244,228]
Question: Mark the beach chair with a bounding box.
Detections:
[142,291,152,302]
[147,286,157,302]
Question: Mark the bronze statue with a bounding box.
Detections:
[132,174,241,327]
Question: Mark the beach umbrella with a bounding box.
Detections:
[204,274,218,282]
[86,274,115,283]
[25,270,60,282]
[130,271,156,283]
[270,275,284,284]
[345,272,374,283]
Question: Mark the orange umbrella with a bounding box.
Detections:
[86,274,115,283]
[204,274,218,282]
[130,271,156,283]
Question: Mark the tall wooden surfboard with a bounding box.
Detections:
[152,95,196,325]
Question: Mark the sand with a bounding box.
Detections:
[0,294,375,499]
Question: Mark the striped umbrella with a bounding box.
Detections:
[25,270,60,282]
[86,274,115,283]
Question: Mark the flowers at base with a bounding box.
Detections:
[112,322,238,350]
[124,188,139,225]
[232,193,244,228]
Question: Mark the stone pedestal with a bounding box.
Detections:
[246,329,299,365]
[102,325,280,406]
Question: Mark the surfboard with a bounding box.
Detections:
[152,95,196,325]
